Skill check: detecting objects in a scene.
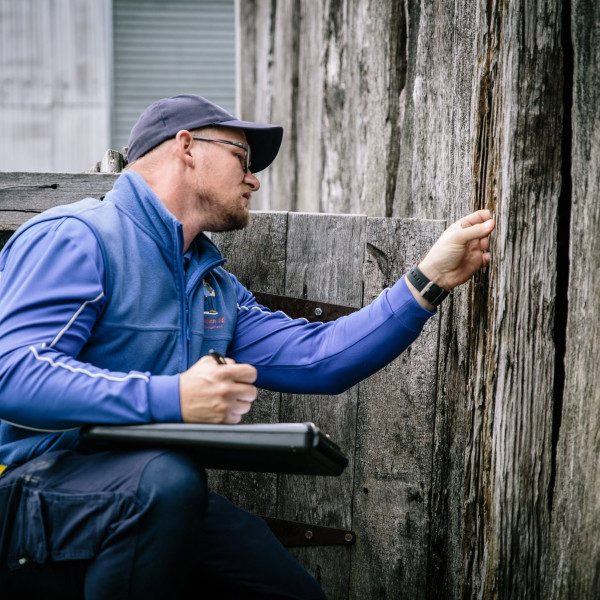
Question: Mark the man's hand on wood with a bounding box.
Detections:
[407,209,496,310]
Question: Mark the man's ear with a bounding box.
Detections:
[175,130,195,165]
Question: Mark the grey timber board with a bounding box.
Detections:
[278,212,367,599]
[546,1,600,596]
[0,173,119,230]
[212,211,288,296]
[208,212,289,515]
[237,0,414,216]
[350,217,444,599]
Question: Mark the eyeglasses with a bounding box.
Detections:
[192,136,251,173]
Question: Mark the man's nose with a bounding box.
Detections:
[244,171,260,191]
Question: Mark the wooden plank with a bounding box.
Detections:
[546,1,600,597]
[238,0,414,217]
[457,3,562,597]
[208,212,289,515]
[277,212,367,599]
[350,217,444,599]
[236,0,287,212]
[409,5,479,586]
[408,2,563,597]
[0,172,118,230]
[212,211,288,296]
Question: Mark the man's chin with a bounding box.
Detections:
[210,211,250,232]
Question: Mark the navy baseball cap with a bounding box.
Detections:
[127,94,283,173]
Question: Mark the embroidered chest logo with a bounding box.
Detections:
[203,278,225,329]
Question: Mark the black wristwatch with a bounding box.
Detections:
[406,265,449,307]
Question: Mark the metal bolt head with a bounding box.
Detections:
[314,307,323,317]
[305,530,314,540]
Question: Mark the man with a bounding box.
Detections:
[0,94,494,599]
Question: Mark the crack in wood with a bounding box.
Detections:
[548,0,573,517]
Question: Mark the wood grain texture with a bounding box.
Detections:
[350,217,444,599]
[214,212,447,598]
[546,0,600,597]
[465,4,562,598]
[413,2,564,598]
[238,0,410,217]
[0,172,118,230]
[237,0,597,597]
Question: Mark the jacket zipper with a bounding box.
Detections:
[176,228,189,371]
[179,236,225,370]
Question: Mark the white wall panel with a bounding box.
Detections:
[0,0,109,172]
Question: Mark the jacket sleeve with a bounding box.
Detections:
[228,274,436,395]
[0,218,180,431]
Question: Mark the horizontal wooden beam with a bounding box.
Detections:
[0,172,118,230]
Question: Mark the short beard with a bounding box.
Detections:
[207,208,250,232]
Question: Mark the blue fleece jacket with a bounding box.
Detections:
[0,171,434,466]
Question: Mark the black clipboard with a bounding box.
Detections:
[81,422,348,476]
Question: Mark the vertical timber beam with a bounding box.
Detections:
[460,2,563,598]
[351,217,444,598]
[546,0,600,597]
[418,2,564,599]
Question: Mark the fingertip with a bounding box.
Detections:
[248,365,258,383]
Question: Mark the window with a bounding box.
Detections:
[111,0,236,151]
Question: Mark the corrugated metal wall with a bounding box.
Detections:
[111,0,236,152]
[0,0,110,172]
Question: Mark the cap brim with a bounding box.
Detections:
[218,119,283,173]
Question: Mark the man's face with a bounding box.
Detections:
[191,127,260,232]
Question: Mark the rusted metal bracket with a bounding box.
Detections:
[252,291,358,323]
[260,516,356,547]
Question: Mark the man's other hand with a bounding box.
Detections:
[179,355,258,424]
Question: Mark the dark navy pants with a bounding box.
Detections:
[0,449,325,599]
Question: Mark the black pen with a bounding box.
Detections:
[209,349,227,365]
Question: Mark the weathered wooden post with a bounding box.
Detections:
[545,1,600,597]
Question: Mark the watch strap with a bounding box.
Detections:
[406,265,449,307]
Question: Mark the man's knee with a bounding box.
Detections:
[137,452,208,530]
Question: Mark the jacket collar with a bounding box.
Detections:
[104,171,183,252]
[105,170,225,272]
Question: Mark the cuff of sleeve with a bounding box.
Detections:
[387,275,437,322]
[148,374,182,423]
